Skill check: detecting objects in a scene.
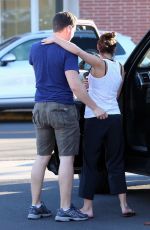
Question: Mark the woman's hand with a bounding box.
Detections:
[93,107,108,119]
[41,36,55,45]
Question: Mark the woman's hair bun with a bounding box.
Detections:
[97,31,117,55]
[103,31,116,39]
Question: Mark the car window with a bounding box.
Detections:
[76,25,99,39]
[71,25,99,52]
[71,36,98,53]
[8,39,42,61]
[0,37,21,51]
[115,42,126,55]
[138,48,150,68]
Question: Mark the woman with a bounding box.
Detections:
[42,32,135,218]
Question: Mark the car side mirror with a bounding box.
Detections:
[0,53,16,66]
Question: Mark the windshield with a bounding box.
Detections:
[0,37,20,51]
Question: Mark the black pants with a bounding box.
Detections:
[79,115,127,200]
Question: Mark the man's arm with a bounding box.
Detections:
[65,70,108,119]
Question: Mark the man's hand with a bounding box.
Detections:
[93,107,108,119]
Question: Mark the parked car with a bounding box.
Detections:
[0,20,136,111]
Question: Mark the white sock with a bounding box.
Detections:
[62,208,70,211]
[32,203,42,208]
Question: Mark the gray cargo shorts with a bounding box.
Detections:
[32,102,80,156]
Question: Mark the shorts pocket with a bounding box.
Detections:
[32,104,45,128]
[50,105,79,129]
[32,109,41,127]
[61,105,79,125]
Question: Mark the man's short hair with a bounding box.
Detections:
[52,11,77,32]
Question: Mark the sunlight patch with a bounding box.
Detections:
[0,191,21,195]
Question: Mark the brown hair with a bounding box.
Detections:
[52,11,77,32]
[97,32,117,56]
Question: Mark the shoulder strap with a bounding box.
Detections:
[119,62,123,76]
[103,60,107,75]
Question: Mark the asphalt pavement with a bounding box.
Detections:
[1,160,150,230]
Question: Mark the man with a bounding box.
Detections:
[28,11,107,222]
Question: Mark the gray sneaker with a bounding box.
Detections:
[28,202,52,219]
[55,206,88,222]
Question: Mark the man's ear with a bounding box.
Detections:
[67,25,72,33]
[63,26,69,35]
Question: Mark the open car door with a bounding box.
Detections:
[123,30,150,175]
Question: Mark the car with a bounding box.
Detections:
[0,20,136,111]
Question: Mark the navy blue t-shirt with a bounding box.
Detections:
[29,42,79,104]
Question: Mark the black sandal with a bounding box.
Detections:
[122,210,136,217]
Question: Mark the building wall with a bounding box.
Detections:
[79,0,150,43]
